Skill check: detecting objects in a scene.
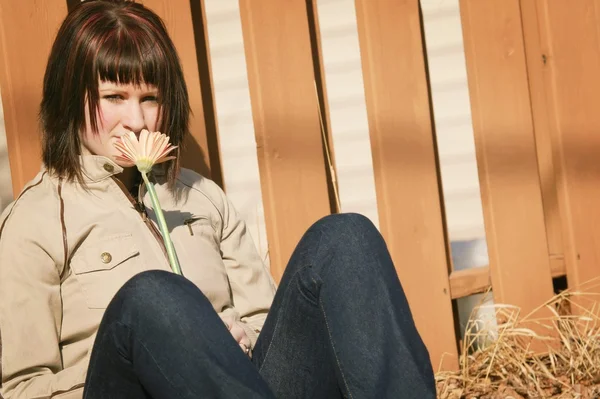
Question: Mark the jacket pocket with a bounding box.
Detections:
[183,215,219,249]
[70,234,141,309]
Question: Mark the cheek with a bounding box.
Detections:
[82,105,118,147]
[84,103,117,134]
[146,108,160,131]
[98,106,119,128]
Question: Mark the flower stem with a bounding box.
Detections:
[141,172,182,275]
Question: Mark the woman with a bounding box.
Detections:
[0,1,436,398]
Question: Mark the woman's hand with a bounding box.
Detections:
[221,315,252,357]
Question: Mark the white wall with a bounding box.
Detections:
[316,0,379,227]
[421,0,493,341]
[203,1,270,265]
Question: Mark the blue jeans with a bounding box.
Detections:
[83,213,436,398]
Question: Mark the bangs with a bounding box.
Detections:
[94,27,169,88]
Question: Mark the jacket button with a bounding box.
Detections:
[100,252,112,264]
[103,163,115,173]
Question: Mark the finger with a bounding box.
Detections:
[231,324,251,348]
[239,334,251,349]
[239,342,251,357]
[229,324,246,343]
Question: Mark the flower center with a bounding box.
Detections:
[135,158,154,173]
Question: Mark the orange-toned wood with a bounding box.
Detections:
[519,0,563,261]
[239,0,332,281]
[549,255,566,278]
[459,0,555,308]
[0,2,68,195]
[449,267,491,300]
[449,256,565,300]
[355,0,458,370]
[140,0,221,184]
[521,1,600,293]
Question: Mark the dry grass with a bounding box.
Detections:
[436,279,600,398]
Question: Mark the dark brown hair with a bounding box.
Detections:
[40,0,189,187]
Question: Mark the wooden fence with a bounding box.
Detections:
[1,0,599,371]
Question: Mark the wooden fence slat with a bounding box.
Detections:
[355,0,459,370]
[519,0,563,263]
[459,0,555,309]
[449,257,565,300]
[521,1,600,293]
[140,0,221,184]
[449,267,491,300]
[238,0,332,281]
[0,2,68,194]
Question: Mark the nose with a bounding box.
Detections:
[122,102,146,133]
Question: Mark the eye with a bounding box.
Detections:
[103,94,123,103]
[142,95,159,103]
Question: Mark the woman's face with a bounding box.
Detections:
[81,80,160,166]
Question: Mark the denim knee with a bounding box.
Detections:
[310,213,382,254]
[106,270,210,328]
[305,213,387,277]
[311,213,379,239]
[115,270,180,305]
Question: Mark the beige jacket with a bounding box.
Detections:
[0,156,276,399]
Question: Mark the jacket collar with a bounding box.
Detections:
[79,155,168,183]
[80,156,123,183]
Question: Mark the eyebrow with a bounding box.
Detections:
[98,87,158,94]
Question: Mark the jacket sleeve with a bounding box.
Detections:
[214,187,276,349]
[0,201,86,399]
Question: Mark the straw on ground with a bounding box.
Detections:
[436,278,600,399]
